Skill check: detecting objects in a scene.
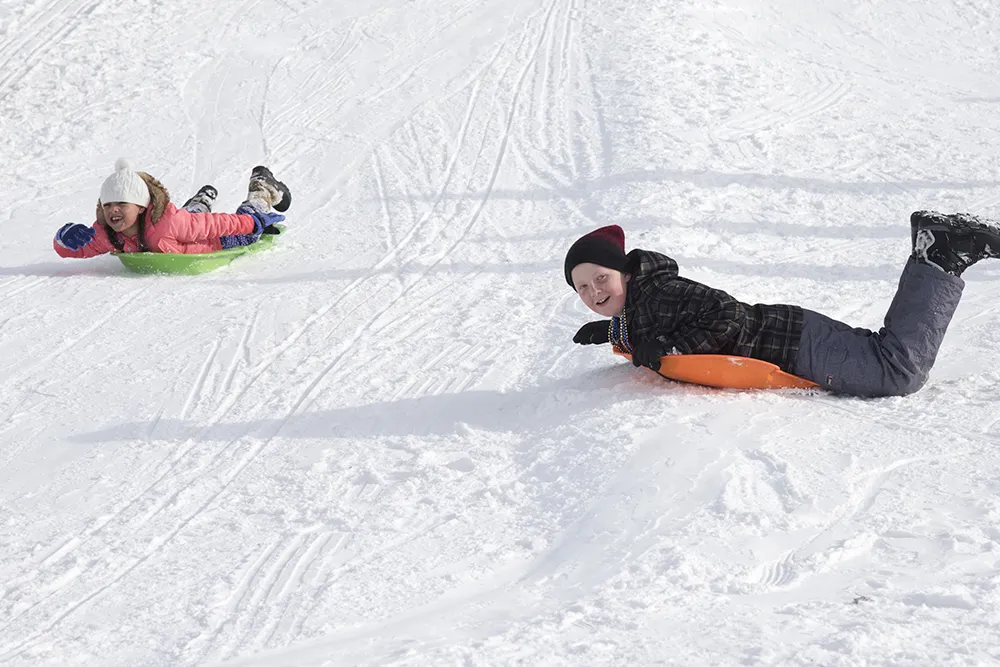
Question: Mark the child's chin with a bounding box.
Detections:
[591,303,614,316]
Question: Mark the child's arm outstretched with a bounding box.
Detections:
[53,222,116,258]
[153,205,283,253]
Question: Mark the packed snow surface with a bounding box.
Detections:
[2,0,1000,664]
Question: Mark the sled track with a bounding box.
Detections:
[0,275,50,300]
[745,457,913,591]
[0,283,152,421]
[716,76,852,141]
[0,38,519,653]
[0,0,101,95]
[161,8,592,656]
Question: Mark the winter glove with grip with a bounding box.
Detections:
[631,339,666,372]
[573,320,611,345]
[236,204,285,235]
[222,207,286,248]
[55,223,96,251]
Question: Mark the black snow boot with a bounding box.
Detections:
[248,166,291,213]
[911,210,1000,277]
[182,185,218,213]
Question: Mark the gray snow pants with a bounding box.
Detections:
[792,258,965,397]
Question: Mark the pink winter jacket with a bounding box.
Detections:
[53,172,256,258]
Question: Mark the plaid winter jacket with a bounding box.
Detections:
[624,249,804,372]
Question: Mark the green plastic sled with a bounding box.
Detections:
[115,226,285,275]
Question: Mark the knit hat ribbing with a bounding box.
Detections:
[100,158,151,208]
[564,225,628,287]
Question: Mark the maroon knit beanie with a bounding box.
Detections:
[564,225,628,288]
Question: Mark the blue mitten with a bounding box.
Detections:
[55,223,96,251]
[236,204,285,235]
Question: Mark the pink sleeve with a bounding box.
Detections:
[159,207,255,245]
[53,223,115,258]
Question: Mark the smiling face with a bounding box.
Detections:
[102,202,145,237]
[571,262,630,317]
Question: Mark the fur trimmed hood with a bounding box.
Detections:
[95,172,170,225]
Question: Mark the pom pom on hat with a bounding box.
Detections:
[99,158,150,208]
[564,225,629,287]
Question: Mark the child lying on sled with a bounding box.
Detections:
[53,159,291,257]
[565,212,1000,397]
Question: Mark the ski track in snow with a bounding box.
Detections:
[0,0,100,96]
[3,0,1000,664]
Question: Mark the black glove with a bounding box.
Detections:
[631,340,665,371]
[573,320,611,345]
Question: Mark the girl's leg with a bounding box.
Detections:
[181,185,218,214]
[221,169,290,249]
[793,258,963,397]
[244,166,290,213]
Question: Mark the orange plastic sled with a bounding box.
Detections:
[613,350,818,390]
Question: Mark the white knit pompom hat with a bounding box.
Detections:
[99,158,151,208]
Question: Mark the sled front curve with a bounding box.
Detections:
[613,350,818,390]
[114,225,285,275]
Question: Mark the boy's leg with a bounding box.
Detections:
[793,210,1000,397]
[182,185,218,214]
[794,259,964,397]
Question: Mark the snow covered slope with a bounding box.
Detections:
[2,0,1000,664]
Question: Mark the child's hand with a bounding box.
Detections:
[236,204,285,235]
[55,223,96,251]
[573,320,611,345]
[631,340,664,371]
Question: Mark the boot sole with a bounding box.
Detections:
[912,210,1000,239]
[911,210,1000,257]
[251,166,291,212]
[272,183,291,212]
